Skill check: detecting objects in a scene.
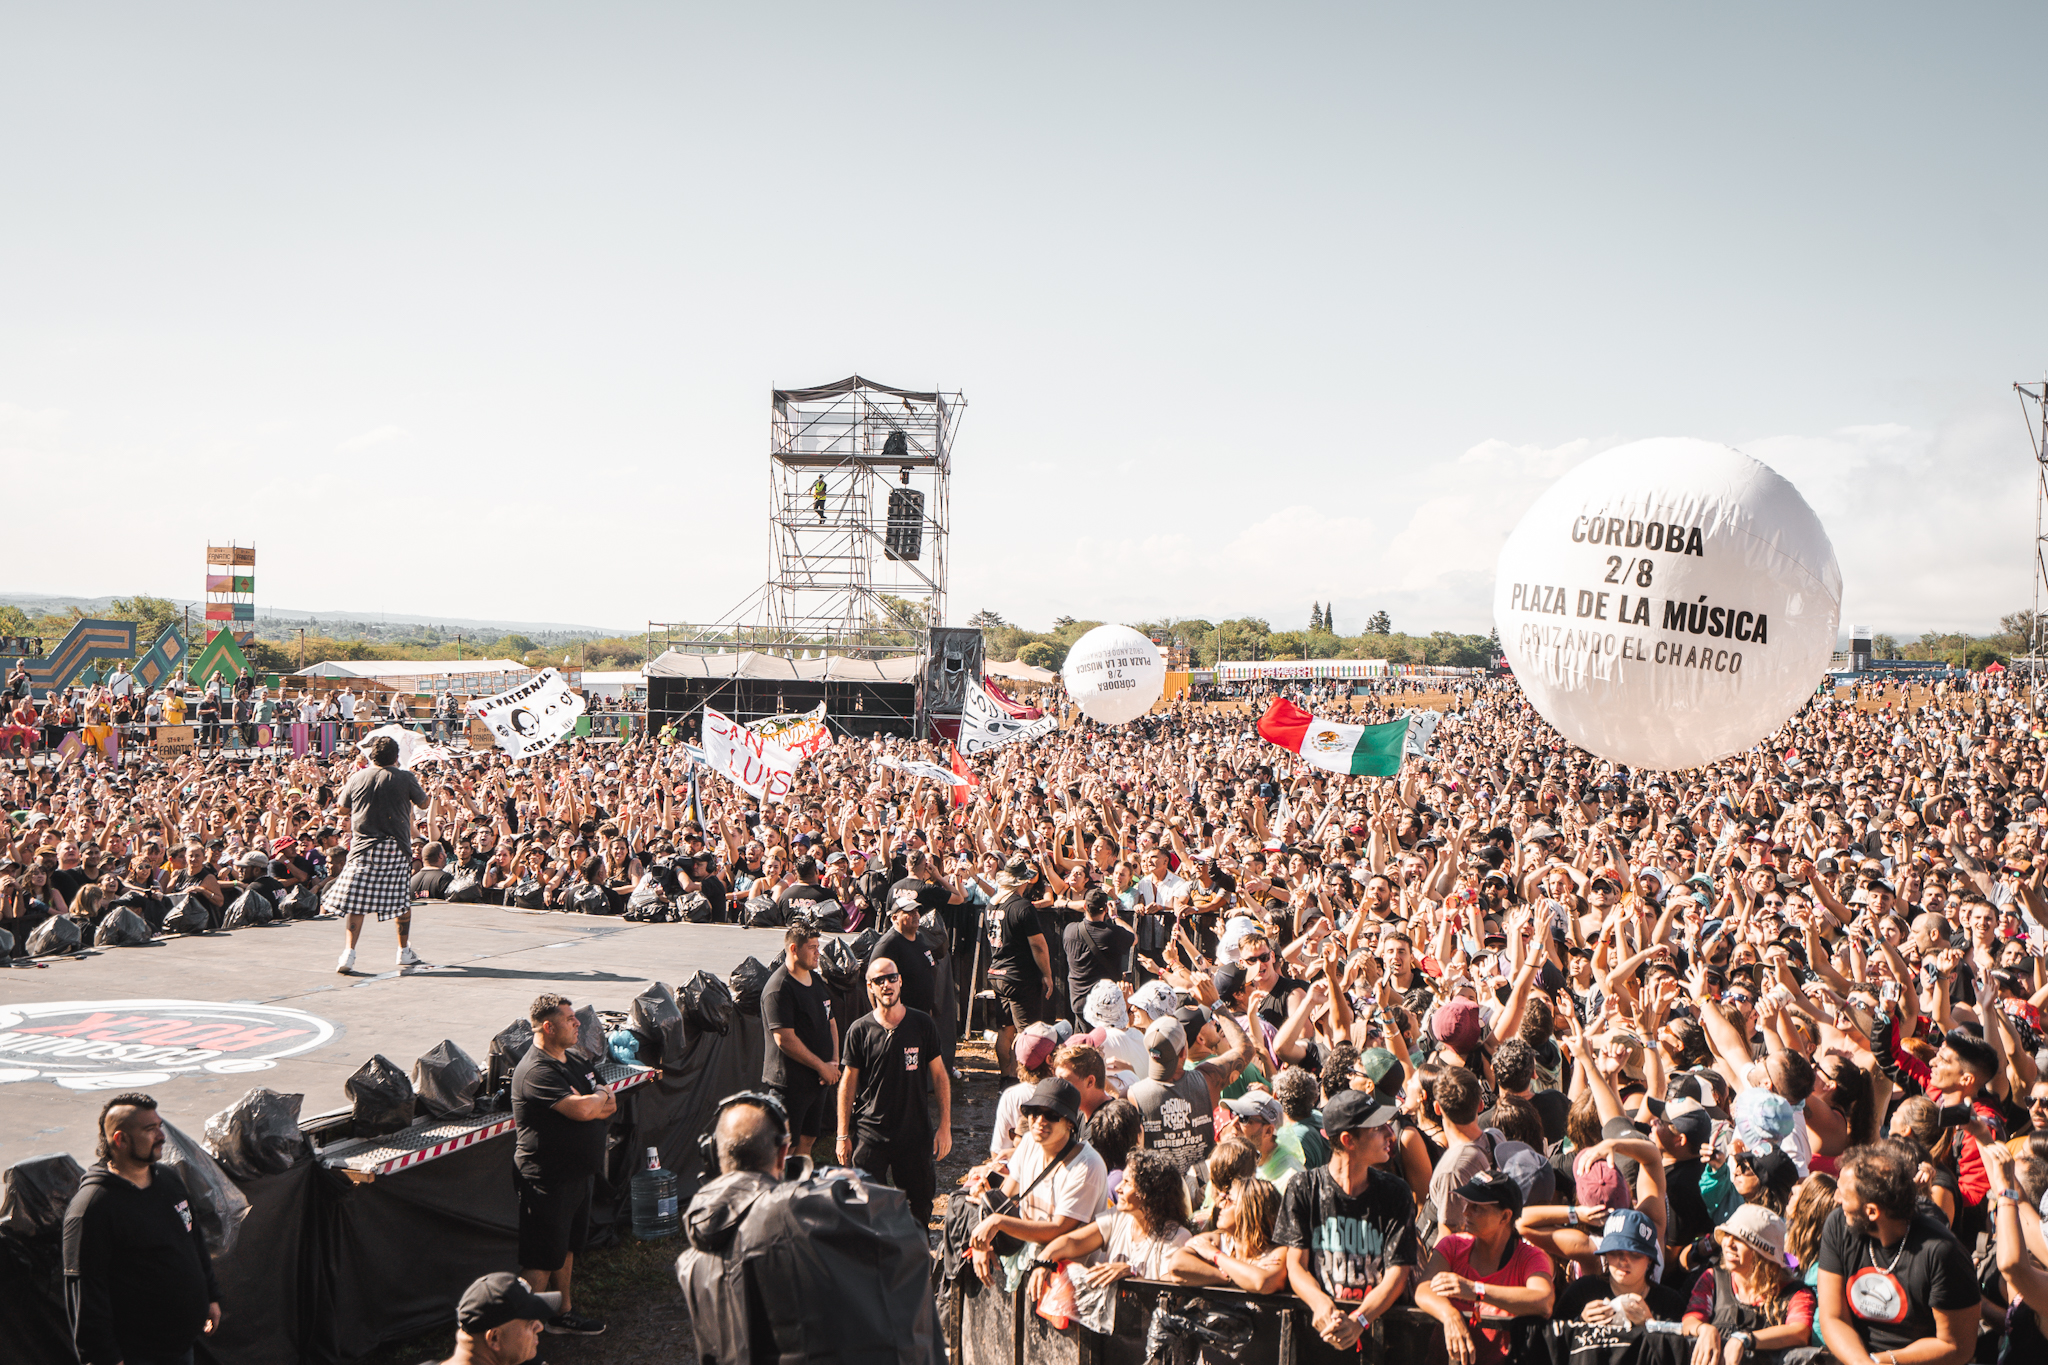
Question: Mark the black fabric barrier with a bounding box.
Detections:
[5,1009,761,1365]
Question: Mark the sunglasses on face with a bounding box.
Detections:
[1242,951,1273,964]
[869,973,900,984]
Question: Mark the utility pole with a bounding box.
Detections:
[297,627,305,669]
[2019,375,2048,710]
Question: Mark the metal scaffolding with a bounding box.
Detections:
[2019,374,2048,699]
[648,375,963,660]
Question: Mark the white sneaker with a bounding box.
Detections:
[336,948,356,974]
[396,946,423,968]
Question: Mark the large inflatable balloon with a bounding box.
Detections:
[1492,438,1840,771]
[1062,624,1166,726]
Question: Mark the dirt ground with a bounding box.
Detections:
[361,1036,1006,1365]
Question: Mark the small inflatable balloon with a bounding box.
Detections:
[1492,438,1840,771]
[1062,624,1166,726]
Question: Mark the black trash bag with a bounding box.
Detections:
[681,970,735,1037]
[412,1040,483,1121]
[817,937,862,993]
[628,981,687,1068]
[108,890,170,932]
[162,893,211,935]
[202,1088,310,1179]
[158,1119,250,1258]
[572,1005,607,1062]
[344,1054,417,1138]
[729,956,771,1016]
[486,1018,535,1096]
[0,926,11,957]
[680,891,717,923]
[568,883,613,916]
[744,895,784,929]
[847,927,880,964]
[27,914,81,956]
[222,888,274,929]
[0,1154,85,1241]
[93,906,152,948]
[276,884,321,920]
[507,877,546,910]
[805,898,845,933]
[444,873,482,904]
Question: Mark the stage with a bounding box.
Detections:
[0,905,776,1171]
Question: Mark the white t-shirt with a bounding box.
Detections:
[1009,1137,1110,1229]
[990,1080,1033,1156]
[337,692,356,720]
[1098,1025,1149,1089]
[1134,874,1190,908]
[1095,1208,1190,1279]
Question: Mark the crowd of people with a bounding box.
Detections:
[19,664,2048,1363]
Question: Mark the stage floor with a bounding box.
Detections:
[0,905,778,1171]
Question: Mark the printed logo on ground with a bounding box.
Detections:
[0,998,336,1091]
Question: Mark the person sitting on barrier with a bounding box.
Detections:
[1172,1175,1290,1294]
[429,1272,560,1365]
[1027,1148,1193,1325]
[1548,1208,1688,1326]
[1414,1170,1556,1365]
[1278,1090,1420,1352]
[968,1077,1110,1288]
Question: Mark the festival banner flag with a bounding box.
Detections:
[955,680,1057,756]
[1255,697,1408,777]
[878,754,973,787]
[468,668,586,759]
[701,707,799,803]
[56,731,83,764]
[254,723,274,748]
[1402,709,1440,757]
[949,743,977,806]
[354,722,455,769]
[745,701,833,759]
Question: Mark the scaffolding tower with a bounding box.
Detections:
[2019,375,2048,699]
[651,376,963,659]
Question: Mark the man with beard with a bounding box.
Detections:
[1817,1138,1979,1365]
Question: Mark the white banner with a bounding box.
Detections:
[956,683,1058,756]
[468,668,585,759]
[1402,709,1440,757]
[702,707,800,803]
[355,723,457,769]
[746,701,833,759]
[878,754,972,787]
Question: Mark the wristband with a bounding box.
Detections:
[1566,1208,1580,1228]
[1472,1283,1486,1300]
[1999,1188,2025,1204]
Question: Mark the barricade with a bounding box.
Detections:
[949,1274,1451,1365]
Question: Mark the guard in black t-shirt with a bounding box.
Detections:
[760,922,839,1157]
[510,994,615,1337]
[985,859,1052,1061]
[775,856,837,915]
[887,851,956,929]
[870,900,939,1014]
[1061,887,1134,1017]
[836,955,951,1225]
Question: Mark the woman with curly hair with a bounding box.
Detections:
[1028,1150,1192,1330]
[1170,1176,1288,1294]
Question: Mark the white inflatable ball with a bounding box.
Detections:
[1492,438,1840,771]
[1061,624,1166,726]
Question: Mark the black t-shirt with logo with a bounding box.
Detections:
[842,1007,943,1143]
[1816,1206,1979,1354]
[986,891,1044,989]
[510,1047,607,1185]
[1273,1164,1422,1303]
[760,963,836,1090]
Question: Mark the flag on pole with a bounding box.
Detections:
[1256,697,1408,776]
[684,768,705,830]
[949,743,977,806]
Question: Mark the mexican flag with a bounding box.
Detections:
[1256,697,1408,776]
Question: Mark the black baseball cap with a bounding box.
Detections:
[457,1272,560,1334]
[1322,1089,1396,1135]
[1453,1169,1525,1217]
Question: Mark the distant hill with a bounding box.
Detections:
[0,593,634,638]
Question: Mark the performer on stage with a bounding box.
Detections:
[330,734,430,973]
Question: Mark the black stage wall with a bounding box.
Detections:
[646,676,915,740]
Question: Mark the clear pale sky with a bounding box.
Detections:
[3,5,2041,640]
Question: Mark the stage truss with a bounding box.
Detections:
[650,375,963,660]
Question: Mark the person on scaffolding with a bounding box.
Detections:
[812,475,828,521]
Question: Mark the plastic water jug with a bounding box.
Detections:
[630,1146,678,1240]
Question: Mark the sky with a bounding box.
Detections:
[2,5,2043,643]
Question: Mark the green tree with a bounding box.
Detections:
[1052,615,1076,632]
[109,595,183,656]
[495,634,538,657]
[1017,639,1064,670]
[1871,633,1899,660]
[1365,610,1392,635]
[966,608,1006,632]
[0,605,31,637]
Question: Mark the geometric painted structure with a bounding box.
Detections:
[0,619,138,698]
[206,542,255,638]
[133,623,190,693]
[188,628,252,686]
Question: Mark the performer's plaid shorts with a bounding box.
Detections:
[325,837,413,922]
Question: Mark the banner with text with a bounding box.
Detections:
[956,681,1057,756]
[745,701,833,759]
[468,668,585,759]
[703,707,800,803]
